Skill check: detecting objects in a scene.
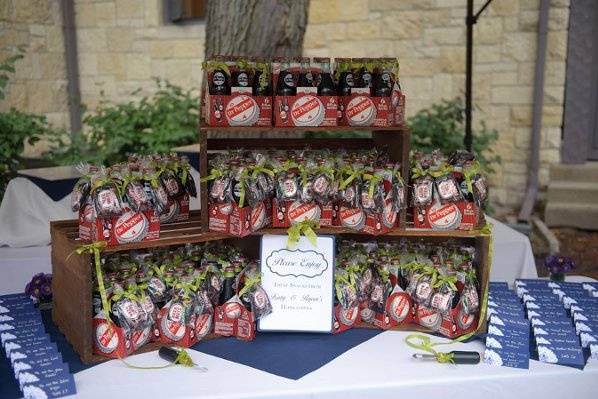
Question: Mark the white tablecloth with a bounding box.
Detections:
[0,245,51,294]
[487,216,538,281]
[72,330,598,399]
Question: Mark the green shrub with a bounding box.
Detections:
[408,97,501,174]
[47,79,199,166]
[0,49,55,200]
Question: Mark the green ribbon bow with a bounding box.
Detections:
[362,173,383,198]
[339,168,361,190]
[71,241,110,322]
[200,168,226,183]
[462,160,481,194]
[238,273,262,298]
[251,165,275,179]
[287,220,319,249]
[404,334,455,364]
[433,274,458,291]
[428,164,454,179]
[202,60,231,77]
[411,166,428,180]
[111,283,141,304]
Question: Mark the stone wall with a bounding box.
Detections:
[0,0,68,157]
[303,0,570,214]
[74,0,204,112]
[1,0,570,215]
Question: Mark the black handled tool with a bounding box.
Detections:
[413,350,480,364]
[159,347,208,371]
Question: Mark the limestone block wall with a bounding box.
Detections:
[73,0,204,111]
[0,0,69,156]
[303,0,570,213]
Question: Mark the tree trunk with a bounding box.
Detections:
[205,0,309,58]
[204,0,310,138]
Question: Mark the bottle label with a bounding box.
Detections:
[213,71,225,87]
[283,73,295,88]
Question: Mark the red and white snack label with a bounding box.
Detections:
[416,306,442,331]
[291,95,325,126]
[195,313,212,339]
[132,326,151,350]
[339,207,365,230]
[95,322,119,354]
[288,201,321,224]
[388,294,410,323]
[457,307,476,330]
[346,95,376,126]
[250,201,267,231]
[114,211,149,244]
[161,317,186,341]
[224,302,242,319]
[225,95,260,126]
[428,202,461,230]
[430,292,452,313]
[338,306,359,326]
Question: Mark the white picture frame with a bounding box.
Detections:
[258,234,335,333]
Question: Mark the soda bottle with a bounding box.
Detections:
[314,57,335,96]
[208,57,231,95]
[356,58,373,89]
[373,59,391,97]
[336,58,354,96]
[219,263,236,305]
[231,58,251,88]
[297,57,313,88]
[252,57,271,96]
[275,57,296,96]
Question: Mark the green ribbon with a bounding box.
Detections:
[202,60,231,77]
[433,274,458,291]
[428,164,454,179]
[200,168,226,183]
[70,241,110,322]
[404,334,454,364]
[238,274,261,298]
[462,160,481,194]
[339,168,361,190]
[287,220,319,249]
[411,166,427,180]
[111,284,141,304]
[362,173,383,198]
[250,165,275,179]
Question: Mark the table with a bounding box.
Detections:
[71,329,598,399]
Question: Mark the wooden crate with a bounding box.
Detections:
[51,211,489,363]
[198,125,412,233]
[50,212,226,364]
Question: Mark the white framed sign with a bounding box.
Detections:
[258,234,335,333]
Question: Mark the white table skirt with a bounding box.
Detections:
[0,245,51,294]
[72,330,598,399]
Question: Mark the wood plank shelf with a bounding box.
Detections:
[53,211,485,255]
[199,124,409,133]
